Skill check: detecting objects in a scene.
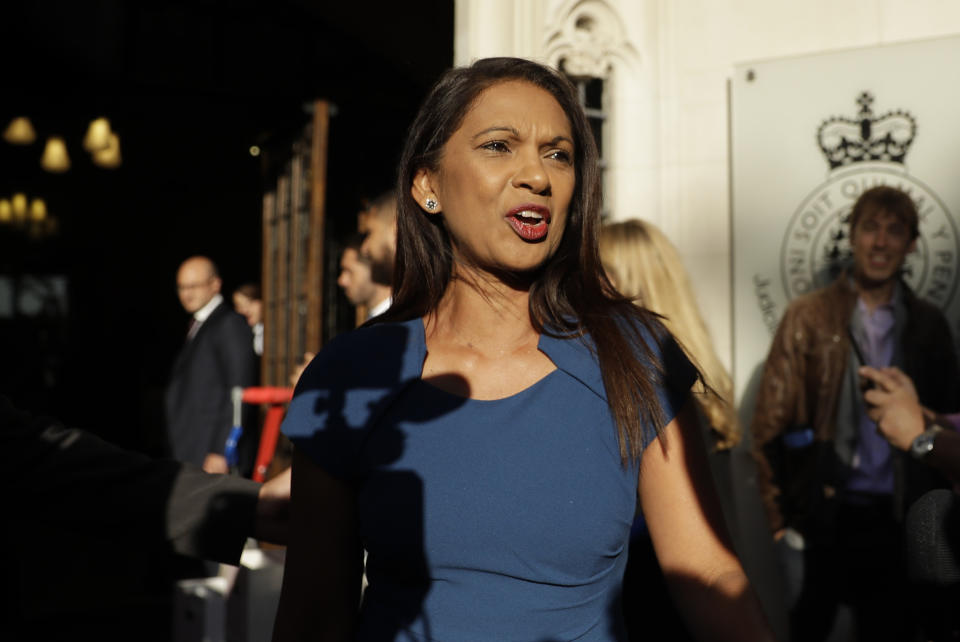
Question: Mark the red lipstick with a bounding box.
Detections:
[505,204,551,241]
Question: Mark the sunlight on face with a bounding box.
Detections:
[417,80,576,276]
[177,260,220,314]
[337,247,376,306]
[850,209,916,287]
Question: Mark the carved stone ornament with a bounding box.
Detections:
[544,0,637,77]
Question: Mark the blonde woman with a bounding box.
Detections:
[599,218,739,450]
[600,218,785,641]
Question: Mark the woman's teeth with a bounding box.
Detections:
[515,211,543,224]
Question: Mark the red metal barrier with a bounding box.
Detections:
[242,386,294,482]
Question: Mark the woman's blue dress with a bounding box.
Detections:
[283,317,694,641]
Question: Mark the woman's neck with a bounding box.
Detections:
[427,266,537,354]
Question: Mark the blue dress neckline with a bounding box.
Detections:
[412,316,562,403]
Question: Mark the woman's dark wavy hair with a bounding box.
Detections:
[375,57,680,463]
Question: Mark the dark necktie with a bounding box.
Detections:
[187,318,199,340]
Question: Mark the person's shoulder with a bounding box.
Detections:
[780,278,852,327]
[207,300,246,328]
[551,307,672,361]
[295,318,423,393]
[788,279,841,309]
[903,284,947,318]
[284,319,423,468]
[605,307,674,356]
[316,318,420,362]
[542,308,686,396]
[902,287,954,344]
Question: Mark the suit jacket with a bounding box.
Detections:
[164,301,257,469]
[4,396,259,564]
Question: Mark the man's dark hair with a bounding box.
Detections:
[341,233,369,262]
[366,190,397,223]
[234,282,261,301]
[849,186,919,240]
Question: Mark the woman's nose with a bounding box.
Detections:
[512,152,551,195]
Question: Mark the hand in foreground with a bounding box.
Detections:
[203,452,229,474]
[289,352,316,387]
[254,466,291,545]
[859,366,924,451]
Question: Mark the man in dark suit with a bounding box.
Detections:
[165,256,257,474]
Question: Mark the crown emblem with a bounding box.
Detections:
[817,92,916,169]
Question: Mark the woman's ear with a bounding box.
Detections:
[411,168,441,214]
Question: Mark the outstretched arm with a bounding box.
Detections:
[4,396,282,564]
[640,400,775,641]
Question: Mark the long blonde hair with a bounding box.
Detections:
[599,219,740,449]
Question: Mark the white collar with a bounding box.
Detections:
[194,293,224,323]
[366,296,392,320]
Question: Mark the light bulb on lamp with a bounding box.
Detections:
[30,198,48,222]
[83,117,112,152]
[92,132,121,168]
[3,117,37,145]
[41,137,71,172]
[11,193,28,222]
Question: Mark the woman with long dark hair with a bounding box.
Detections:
[274,57,773,641]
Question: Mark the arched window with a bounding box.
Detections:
[546,1,636,219]
[560,62,608,215]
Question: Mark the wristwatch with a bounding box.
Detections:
[910,424,943,460]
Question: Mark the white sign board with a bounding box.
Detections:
[731,36,960,405]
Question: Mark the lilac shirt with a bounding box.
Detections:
[943,413,960,431]
[847,298,896,495]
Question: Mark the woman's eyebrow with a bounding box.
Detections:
[545,135,574,147]
[471,127,574,148]
[471,125,520,140]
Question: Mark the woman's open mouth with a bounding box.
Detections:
[505,205,550,242]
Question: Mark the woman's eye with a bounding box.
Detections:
[481,140,509,152]
[547,149,573,164]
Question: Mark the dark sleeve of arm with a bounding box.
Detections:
[929,430,960,485]
[209,315,258,455]
[927,311,960,414]
[657,333,699,430]
[750,312,803,533]
[165,466,260,564]
[5,397,259,565]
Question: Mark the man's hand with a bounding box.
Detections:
[254,466,291,545]
[859,366,925,451]
[202,453,229,474]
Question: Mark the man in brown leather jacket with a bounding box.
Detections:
[751,186,960,642]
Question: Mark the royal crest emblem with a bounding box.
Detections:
[780,92,958,309]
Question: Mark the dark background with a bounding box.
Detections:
[0,0,454,453]
[1,1,454,637]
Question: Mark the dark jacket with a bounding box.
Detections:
[750,275,960,535]
[164,300,257,469]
